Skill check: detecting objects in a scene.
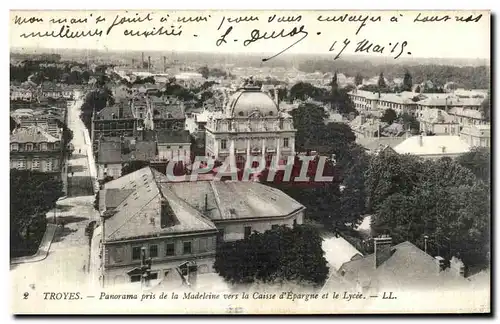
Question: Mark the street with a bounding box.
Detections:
[11,93,100,302]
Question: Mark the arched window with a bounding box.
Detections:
[238,111,244,116]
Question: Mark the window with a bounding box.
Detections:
[130,275,141,282]
[221,139,227,150]
[179,146,183,149]
[271,225,279,230]
[244,226,252,239]
[46,160,53,172]
[183,241,192,254]
[283,138,289,148]
[149,244,158,258]
[199,238,208,252]
[165,243,175,256]
[10,144,18,151]
[16,160,26,170]
[132,246,142,260]
[293,219,297,227]
[26,143,33,151]
[32,160,40,169]
[166,145,171,149]
[149,272,158,280]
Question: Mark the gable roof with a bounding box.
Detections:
[10,126,59,143]
[394,135,471,156]
[103,167,217,242]
[338,241,466,289]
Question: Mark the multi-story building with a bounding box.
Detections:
[147,96,185,130]
[98,167,305,287]
[459,124,490,148]
[205,79,296,165]
[91,100,144,152]
[418,108,460,135]
[10,125,62,174]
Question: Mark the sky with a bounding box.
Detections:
[10,10,490,60]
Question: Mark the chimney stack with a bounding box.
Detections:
[450,256,465,278]
[163,56,167,73]
[419,134,423,146]
[435,256,446,273]
[141,52,145,68]
[148,56,151,73]
[374,235,392,268]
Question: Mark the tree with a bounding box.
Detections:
[398,112,420,134]
[456,147,491,183]
[355,73,363,86]
[197,66,209,79]
[380,108,398,124]
[369,155,490,269]
[289,103,327,152]
[377,72,386,89]
[121,161,150,176]
[214,224,328,286]
[10,170,63,257]
[402,70,413,92]
[289,82,325,101]
[480,91,490,122]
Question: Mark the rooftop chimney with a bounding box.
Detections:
[118,104,123,119]
[141,52,145,68]
[418,134,423,146]
[441,146,446,153]
[148,56,151,73]
[435,256,446,273]
[374,235,392,268]
[450,256,465,278]
[160,197,178,228]
[163,56,167,73]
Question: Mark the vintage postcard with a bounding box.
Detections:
[9,9,491,314]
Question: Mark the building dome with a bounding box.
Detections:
[227,79,278,118]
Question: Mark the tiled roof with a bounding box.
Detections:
[418,108,456,124]
[165,181,305,221]
[97,101,135,120]
[394,135,471,156]
[97,141,122,163]
[448,107,484,120]
[338,241,466,289]
[156,130,191,144]
[356,137,406,152]
[103,168,217,242]
[10,126,59,143]
[150,96,185,119]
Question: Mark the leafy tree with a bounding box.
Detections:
[456,147,491,183]
[369,155,490,269]
[289,103,327,152]
[10,170,63,257]
[289,82,325,101]
[121,161,150,176]
[480,91,490,122]
[80,87,115,131]
[355,73,363,86]
[380,108,398,124]
[378,72,387,88]
[214,224,328,286]
[402,70,413,92]
[398,112,420,134]
[197,66,209,79]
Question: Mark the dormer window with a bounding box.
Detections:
[269,111,274,116]
[10,143,18,151]
[238,111,244,116]
[26,143,33,151]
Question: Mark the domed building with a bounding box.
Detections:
[205,78,296,165]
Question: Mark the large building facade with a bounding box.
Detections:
[205,79,296,166]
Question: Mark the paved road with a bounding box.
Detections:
[66,95,97,197]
